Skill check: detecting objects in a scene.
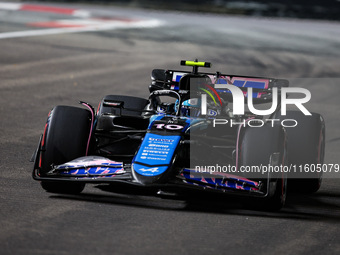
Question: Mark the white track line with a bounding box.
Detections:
[0,3,21,11]
[0,2,90,17]
[0,2,162,39]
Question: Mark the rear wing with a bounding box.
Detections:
[150,69,289,104]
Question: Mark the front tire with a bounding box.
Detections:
[39,106,92,194]
[276,111,325,193]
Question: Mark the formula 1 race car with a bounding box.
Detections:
[32,60,325,211]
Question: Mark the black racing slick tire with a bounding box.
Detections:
[275,111,325,193]
[97,95,149,116]
[39,106,92,194]
[240,124,287,211]
[278,111,325,193]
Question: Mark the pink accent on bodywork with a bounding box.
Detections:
[206,171,259,187]
[39,111,51,168]
[81,103,94,156]
[208,75,233,85]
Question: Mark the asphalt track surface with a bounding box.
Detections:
[1,2,340,255]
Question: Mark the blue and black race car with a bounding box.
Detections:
[32,60,325,211]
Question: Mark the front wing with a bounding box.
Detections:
[32,155,273,199]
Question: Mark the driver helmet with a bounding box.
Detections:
[180,98,201,117]
[176,97,223,117]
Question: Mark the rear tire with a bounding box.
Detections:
[39,106,92,194]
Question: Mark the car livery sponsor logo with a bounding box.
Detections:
[132,133,181,176]
[133,164,168,177]
[149,137,175,143]
[138,167,160,173]
[58,166,125,176]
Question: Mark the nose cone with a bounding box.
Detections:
[132,163,169,185]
